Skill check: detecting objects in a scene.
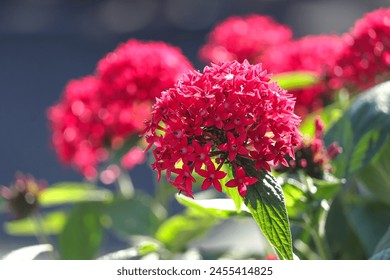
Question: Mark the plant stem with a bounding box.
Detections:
[302,212,329,260]
[116,169,135,198]
[32,213,58,259]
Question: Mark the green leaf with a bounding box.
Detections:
[2,244,53,260]
[59,202,103,260]
[271,71,320,91]
[4,211,67,236]
[240,159,293,260]
[176,195,250,218]
[370,248,390,260]
[156,213,218,253]
[358,140,390,205]
[324,81,390,178]
[220,165,243,212]
[344,195,390,256]
[39,182,113,206]
[105,195,163,239]
[325,194,366,259]
[281,183,307,218]
[312,175,343,200]
[373,227,390,256]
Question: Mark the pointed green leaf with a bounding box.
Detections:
[39,182,112,206]
[271,71,320,91]
[4,211,67,236]
[240,160,293,260]
[324,81,390,178]
[59,202,103,260]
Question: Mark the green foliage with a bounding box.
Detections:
[4,212,67,236]
[239,159,293,260]
[104,195,164,239]
[344,196,390,256]
[358,140,390,205]
[373,227,390,256]
[220,165,243,212]
[39,182,113,206]
[156,212,218,253]
[325,81,390,179]
[59,202,104,260]
[271,71,319,91]
[326,192,390,259]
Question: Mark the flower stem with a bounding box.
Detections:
[32,213,58,259]
[116,169,135,198]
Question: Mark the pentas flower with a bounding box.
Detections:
[261,35,344,118]
[48,40,193,179]
[48,76,108,179]
[276,117,342,179]
[199,14,292,64]
[97,39,193,103]
[143,60,302,198]
[329,8,390,91]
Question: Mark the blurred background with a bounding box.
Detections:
[0,0,389,257]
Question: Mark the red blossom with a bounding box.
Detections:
[143,60,302,197]
[261,35,344,118]
[200,14,292,64]
[48,40,193,179]
[196,161,226,192]
[225,167,258,197]
[329,8,390,91]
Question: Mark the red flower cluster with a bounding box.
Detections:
[276,117,342,178]
[261,35,344,118]
[199,14,292,64]
[143,60,302,197]
[48,40,193,179]
[329,8,390,91]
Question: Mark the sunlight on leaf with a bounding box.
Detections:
[4,212,67,236]
[176,195,250,218]
[39,182,113,206]
[271,71,319,91]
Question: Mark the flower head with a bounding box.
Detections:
[329,8,390,91]
[97,39,193,103]
[261,35,344,118]
[47,76,108,179]
[48,40,193,179]
[143,60,302,197]
[1,173,46,219]
[200,14,292,64]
